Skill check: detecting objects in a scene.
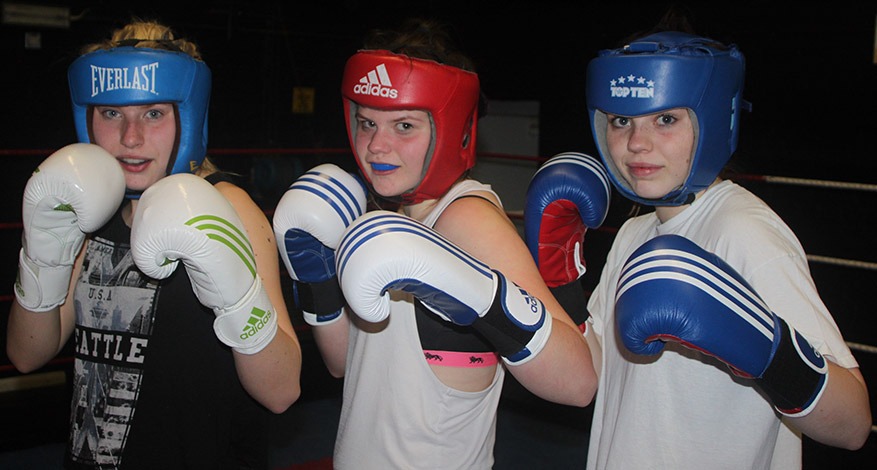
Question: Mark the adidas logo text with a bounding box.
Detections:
[240,307,272,340]
[352,63,398,99]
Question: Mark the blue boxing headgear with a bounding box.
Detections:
[68,46,211,176]
[586,31,750,206]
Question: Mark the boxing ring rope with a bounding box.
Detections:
[1,148,875,384]
[1,147,874,286]
[805,255,877,272]
[734,174,877,193]
[1,147,874,287]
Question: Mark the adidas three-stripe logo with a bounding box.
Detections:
[241,307,272,340]
[352,63,398,98]
[362,64,392,87]
[184,215,270,341]
[183,214,257,278]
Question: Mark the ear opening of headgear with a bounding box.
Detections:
[586,31,751,206]
[68,45,212,180]
[341,49,480,204]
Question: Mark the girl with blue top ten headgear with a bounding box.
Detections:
[576,22,870,470]
[6,19,302,469]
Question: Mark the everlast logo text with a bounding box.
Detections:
[90,62,160,97]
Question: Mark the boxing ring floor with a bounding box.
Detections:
[0,147,875,469]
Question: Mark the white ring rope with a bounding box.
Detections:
[736,174,877,193]
[847,342,877,355]
[807,255,877,271]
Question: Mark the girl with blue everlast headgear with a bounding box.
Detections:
[6,19,302,469]
[578,22,871,470]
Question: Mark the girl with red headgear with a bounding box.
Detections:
[274,18,598,469]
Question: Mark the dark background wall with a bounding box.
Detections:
[3,1,875,177]
[3,1,876,252]
[1,1,876,468]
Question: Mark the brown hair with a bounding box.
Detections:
[362,18,475,72]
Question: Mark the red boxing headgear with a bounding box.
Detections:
[341,50,480,203]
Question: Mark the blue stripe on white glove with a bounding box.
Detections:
[337,211,552,365]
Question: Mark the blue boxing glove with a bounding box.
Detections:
[523,152,610,328]
[616,234,828,416]
[272,164,367,325]
[337,211,552,366]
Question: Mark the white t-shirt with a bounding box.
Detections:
[586,181,857,470]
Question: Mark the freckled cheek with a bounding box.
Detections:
[400,143,429,173]
[353,130,366,145]
[677,155,693,178]
[90,123,115,148]
[607,149,626,174]
[606,135,628,160]
[611,158,626,178]
[353,142,366,159]
[352,141,379,176]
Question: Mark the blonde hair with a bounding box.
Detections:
[196,157,219,178]
[80,19,202,60]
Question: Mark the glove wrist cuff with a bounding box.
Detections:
[473,271,553,366]
[213,277,278,354]
[294,278,345,326]
[759,317,828,417]
[14,249,72,312]
[302,310,344,327]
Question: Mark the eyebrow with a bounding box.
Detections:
[355,111,428,124]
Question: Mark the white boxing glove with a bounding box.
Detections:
[337,211,553,365]
[272,164,367,326]
[15,143,125,311]
[131,173,277,354]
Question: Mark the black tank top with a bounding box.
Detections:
[66,173,270,469]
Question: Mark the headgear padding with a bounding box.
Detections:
[586,31,749,206]
[68,46,212,176]
[341,50,480,204]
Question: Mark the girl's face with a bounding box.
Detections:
[91,103,177,192]
[605,108,695,201]
[353,106,432,198]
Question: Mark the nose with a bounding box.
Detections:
[366,127,391,154]
[120,119,144,148]
[626,122,652,153]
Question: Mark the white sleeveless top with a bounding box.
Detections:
[333,180,506,470]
